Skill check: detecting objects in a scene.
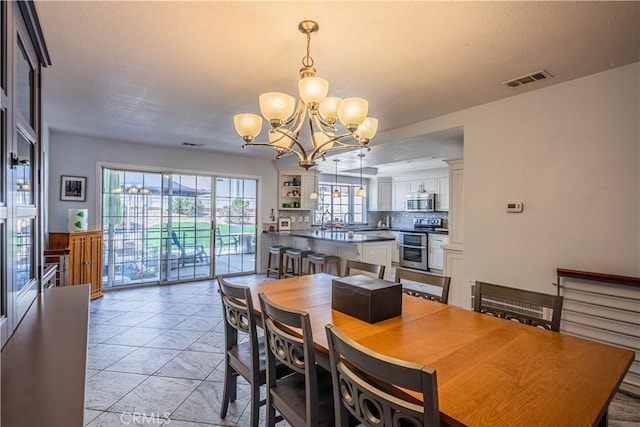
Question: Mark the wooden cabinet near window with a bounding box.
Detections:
[48,231,103,300]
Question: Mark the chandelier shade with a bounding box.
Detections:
[337,98,368,131]
[356,117,379,142]
[233,20,378,170]
[233,113,262,141]
[299,77,329,105]
[259,92,296,123]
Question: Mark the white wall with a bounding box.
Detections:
[47,132,279,232]
[382,63,639,302]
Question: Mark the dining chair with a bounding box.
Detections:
[325,323,440,427]
[395,267,451,304]
[344,259,385,279]
[473,281,564,331]
[258,292,335,427]
[217,276,290,427]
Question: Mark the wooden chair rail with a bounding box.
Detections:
[557,268,640,287]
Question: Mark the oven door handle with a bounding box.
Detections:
[399,244,427,249]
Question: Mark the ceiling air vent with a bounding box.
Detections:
[502,69,552,88]
[182,142,204,147]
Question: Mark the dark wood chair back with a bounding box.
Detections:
[259,292,334,426]
[473,281,564,331]
[344,259,385,279]
[326,323,440,427]
[217,276,262,426]
[395,268,451,304]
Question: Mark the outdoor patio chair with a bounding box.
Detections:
[171,230,209,266]
[216,227,240,256]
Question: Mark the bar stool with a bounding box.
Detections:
[283,248,313,278]
[306,253,341,276]
[266,245,291,279]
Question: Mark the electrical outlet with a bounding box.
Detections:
[506,202,524,213]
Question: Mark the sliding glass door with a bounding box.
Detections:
[214,177,257,275]
[101,168,257,288]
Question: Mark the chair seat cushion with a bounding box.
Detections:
[270,370,334,426]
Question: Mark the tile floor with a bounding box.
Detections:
[85,275,640,426]
[84,275,277,426]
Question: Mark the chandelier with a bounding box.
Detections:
[233,20,378,170]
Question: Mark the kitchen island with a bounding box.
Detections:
[263,229,395,279]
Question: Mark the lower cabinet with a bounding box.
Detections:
[48,230,103,300]
[428,234,449,271]
[358,241,392,280]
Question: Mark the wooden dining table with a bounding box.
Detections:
[245,273,634,427]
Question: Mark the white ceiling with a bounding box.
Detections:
[37,1,639,172]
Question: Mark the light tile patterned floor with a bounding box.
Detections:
[84,275,278,426]
[84,275,639,426]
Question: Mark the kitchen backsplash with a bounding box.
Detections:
[271,209,447,231]
[275,210,314,230]
[368,211,448,229]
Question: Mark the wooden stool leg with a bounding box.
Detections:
[266,252,273,277]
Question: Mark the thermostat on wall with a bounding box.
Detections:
[506,202,524,213]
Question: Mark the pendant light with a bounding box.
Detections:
[332,159,341,198]
[309,166,319,200]
[356,150,367,197]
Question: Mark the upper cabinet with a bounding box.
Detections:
[278,169,316,210]
[369,177,392,211]
[392,180,410,211]
[435,176,449,211]
[391,171,449,211]
[408,178,437,194]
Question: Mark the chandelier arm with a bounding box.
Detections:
[307,140,364,161]
[245,138,307,163]
[281,99,305,129]
[311,113,339,134]
[272,128,309,159]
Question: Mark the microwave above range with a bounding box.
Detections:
[406,192,435,212]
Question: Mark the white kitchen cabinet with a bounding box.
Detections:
[358,241,392,280]
[436,176,449,211]
[390,231,400,263]
[409,178,436,193]
[301,173,317,210]
[369,178,392,211]
[392,180,410,211]
[428,234,448,271]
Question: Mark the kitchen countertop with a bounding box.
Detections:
[264,229,395,243]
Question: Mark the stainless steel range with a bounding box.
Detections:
[399,218,442,271]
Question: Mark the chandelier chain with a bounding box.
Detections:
[302,31,314,68]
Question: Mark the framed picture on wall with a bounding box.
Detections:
[60,175,87,201]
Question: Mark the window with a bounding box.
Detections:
[15,36,33,127]
[313,182,367,225]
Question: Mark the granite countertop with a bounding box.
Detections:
[264,229,395,243]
